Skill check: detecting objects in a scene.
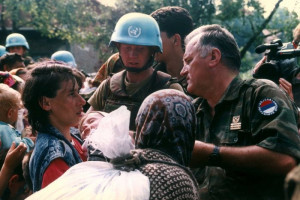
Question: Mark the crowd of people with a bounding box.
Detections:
[0,5,300,200]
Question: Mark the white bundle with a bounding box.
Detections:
[26,106,150,200]
[84,105,135,159]
[26,162,150,200]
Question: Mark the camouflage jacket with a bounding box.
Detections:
[92,53,123,87]
[193,77,300,200]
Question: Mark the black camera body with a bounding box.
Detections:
[254,39,300,84]
[255,39,300,62]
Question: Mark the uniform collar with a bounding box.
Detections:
[194,76,244,113]
[110,70,126,95]
[220,76,244,102]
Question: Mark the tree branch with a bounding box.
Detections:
[240,0,283,58]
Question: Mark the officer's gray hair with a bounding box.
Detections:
[185,24,241,71]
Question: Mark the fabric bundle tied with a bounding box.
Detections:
[26,106,150,200]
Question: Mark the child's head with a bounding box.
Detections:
[0,83,22,124]
[78,111,107,140]
[0,52,25,71]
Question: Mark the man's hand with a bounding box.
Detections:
[3,142,27,171]
[0,142,27,197]
[279,78,294,101]
[253,56,267,74]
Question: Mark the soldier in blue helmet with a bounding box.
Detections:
[87,12,183,131]
[5,33,34,66]
[51,50,77,68]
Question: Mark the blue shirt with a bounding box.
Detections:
[0,121,34,152]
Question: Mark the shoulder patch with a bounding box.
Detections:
[258,98,278,116]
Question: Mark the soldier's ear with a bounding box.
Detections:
[208,48,221,67]
[173,34,181,47]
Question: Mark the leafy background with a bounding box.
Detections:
[0,0,299,76]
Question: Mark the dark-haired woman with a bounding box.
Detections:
[22,61,86,192]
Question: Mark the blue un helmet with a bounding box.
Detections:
[0,45,8,57]
[109,12,163,53]
[5,33,30,50]
[51,50,77,68]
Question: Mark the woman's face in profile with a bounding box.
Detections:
[79,112,105,140]
[46,80,86,130]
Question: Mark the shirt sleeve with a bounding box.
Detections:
[92,53,119,87]
[41,158,70,189]
[21,137,35,152]
[250,82,300,161]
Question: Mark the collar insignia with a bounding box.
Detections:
[230,115,241,130]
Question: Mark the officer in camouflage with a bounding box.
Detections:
[87,12,183,131]
[180,24,300,200]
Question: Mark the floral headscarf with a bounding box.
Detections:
[135,89,196,166]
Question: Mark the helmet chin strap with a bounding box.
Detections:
[119,55,155,73]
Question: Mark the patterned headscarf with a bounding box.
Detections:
[135,89,196,166]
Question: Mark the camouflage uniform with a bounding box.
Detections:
[88,70,183,130]
[194,77,300,200]
[92,53,189,91]
[92,53,123,87]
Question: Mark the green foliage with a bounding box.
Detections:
[2,0,32,28]
[239,69,253,80]
[94,5,119,63]
[217,0,244,21]
[184,0,216,26]
[240,49,261,74]
[1,0,299,71]
[113,0,215,25]
[1,0,100,43]
[215,0,265,47]
[113,0,158,14]
[266,8,300,42]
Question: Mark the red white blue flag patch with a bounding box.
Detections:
[258,98,278,116]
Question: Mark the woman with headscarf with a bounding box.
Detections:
[133,88,199,199]
[135,88,195,166]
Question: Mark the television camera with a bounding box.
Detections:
[253,39,300,84]
[255,39,300,62]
